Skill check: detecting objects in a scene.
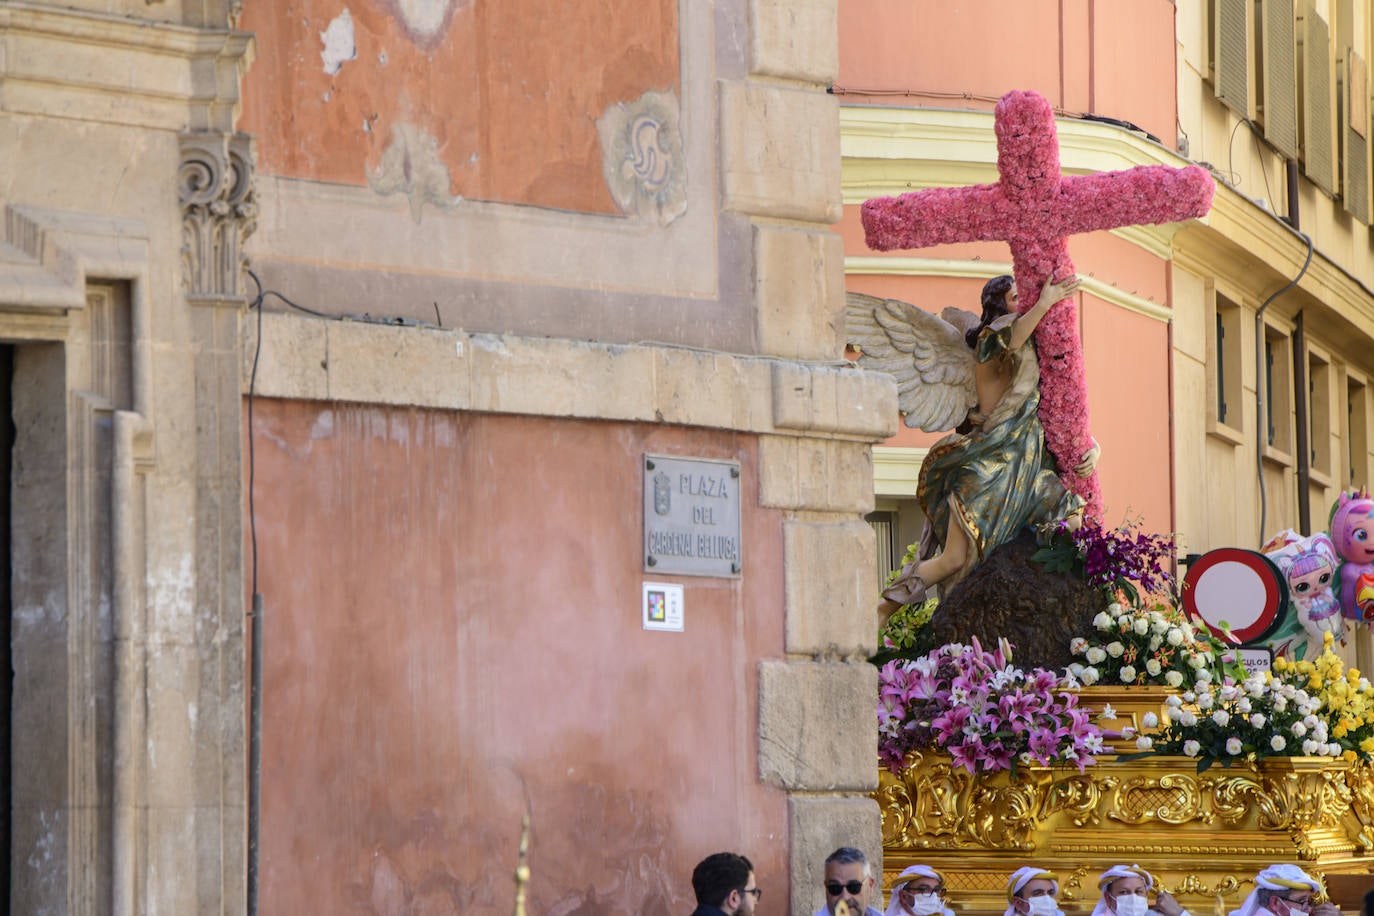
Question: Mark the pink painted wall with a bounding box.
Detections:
[249,402,786,914]
[837,0,1177,147]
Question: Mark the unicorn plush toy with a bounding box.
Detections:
[1330,487,1374,622]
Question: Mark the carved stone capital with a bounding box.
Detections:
[179,131,256,303]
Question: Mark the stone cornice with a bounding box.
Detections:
[0,2,254,132]
[245,312,900,443]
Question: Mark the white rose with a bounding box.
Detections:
[1302,739,1320,755]
[1145,659,1162,677]
[1237,698,1252,714]
[1165,671,1184,688]
[1274,697,1288,713]
[1134,618,1150,636]
[1107,642,1126,658]
[1250,713,1267,728]
[1165,694,1183,708]
[1149,636,1163,651]
[1168,707,1184,723]
[1093,612,1113,630]
[1212,710,1231,726]
[1184,739,1201,757]
[1183,691,1197,704]
[1121,726,1137,739]
[1069,663,1085,677]
[1136,736,1154,750]
[1070,638,1089,654]
[1196,668,1213,684]
[1081,667,1101,685]
[1271,735,1287,751]
[1167,628,1185,646]
[1152,616,1170,635]
[1197,693,1215,710]
[1142,712,1159,728]
[1086,647,1107,665]
[1120,665,1138,683]
[1180,711,1198,727]
[1292,722,1308,737]
[1226,737,1243,755]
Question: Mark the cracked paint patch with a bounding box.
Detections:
[367,123,463,222]
[320,9,357,76]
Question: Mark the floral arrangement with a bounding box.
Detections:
[1068,598,1236,688]
[1032,517,1176,605]
[877,638,1105,775]
[859,89,1215,519]
[1132,632,1374,771]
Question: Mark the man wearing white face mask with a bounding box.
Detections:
[1090,865,1187,916]
[1228,865,1340,916]
[885,865,955,916]
[1005,867,1063,916]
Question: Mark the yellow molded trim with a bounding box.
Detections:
[845,256,1173,323]
[873,445,928,497]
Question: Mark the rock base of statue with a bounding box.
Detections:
[927,529,1101,671]
[877,752,1374,916]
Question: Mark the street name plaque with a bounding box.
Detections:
[643,454,742,578]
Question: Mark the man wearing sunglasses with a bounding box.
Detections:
[690,852,761,916]
[813,847,883,916]
[1228,865,1339,916]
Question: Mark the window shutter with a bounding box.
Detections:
[1342,50,1370,223]
[1261,0,1300,159]
[1300,5,1337,195]
[1215,0,1252,117]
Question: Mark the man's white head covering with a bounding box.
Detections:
[1228,866,1322,916]
[885,866,956,916]
[1089,866,1154,916]
[1003,868,1059,916]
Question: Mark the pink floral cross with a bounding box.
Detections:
[861,90,1215,517]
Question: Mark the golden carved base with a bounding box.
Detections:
[878,752,1374,915]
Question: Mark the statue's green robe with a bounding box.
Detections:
[917,317,1085,586]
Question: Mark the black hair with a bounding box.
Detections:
[692,852,753,907]
[967,275,1015,349]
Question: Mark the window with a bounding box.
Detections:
[1264,324,1294,457]
[1349,374,1369,486]
[1211,292,1244,438]
[866,510,898,595]
[1308,349,1332,478]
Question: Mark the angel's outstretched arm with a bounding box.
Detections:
[1009,275,1081,351]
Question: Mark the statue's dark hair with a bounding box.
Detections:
[967,275,1015,349]
[692,852,753,907]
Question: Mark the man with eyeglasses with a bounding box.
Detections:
[690,852,761,916]
[1228,865,1339,916]
[885,865,955,916]
[813,847,883,916]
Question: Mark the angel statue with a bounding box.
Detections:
[848,275,1100,624]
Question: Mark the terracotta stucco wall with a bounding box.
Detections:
[250,400,787,914]
[239,0,678,213]
[837,0,1176,147]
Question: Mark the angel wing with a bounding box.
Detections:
[846,291,978,432]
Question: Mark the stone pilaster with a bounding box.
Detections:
[723,3,892,911]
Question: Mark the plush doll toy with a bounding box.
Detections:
[1330,487,1374,622]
